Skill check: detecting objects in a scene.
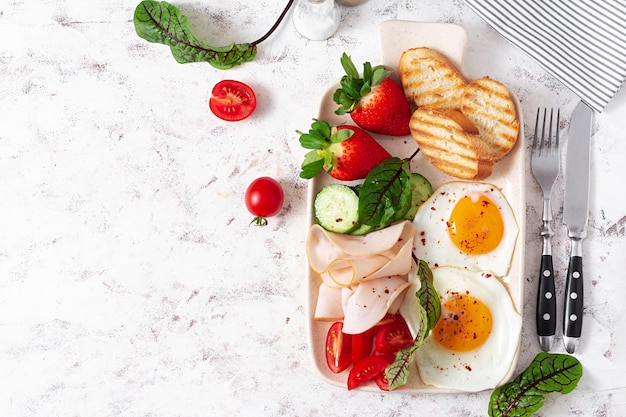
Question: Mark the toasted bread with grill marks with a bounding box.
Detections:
[409,108,494,180]
[399,47,467,110]
[435,108,479,135]
[460,76,520,161]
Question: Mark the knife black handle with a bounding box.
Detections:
[564,255,584,338]
[536,254,557,337]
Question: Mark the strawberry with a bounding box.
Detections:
[333,53,412,137]
[298,119,391,181]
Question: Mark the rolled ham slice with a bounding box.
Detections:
[306,220,416,287]
[313,284,355,321]
[342,275,411,334]
[313,283,344,320]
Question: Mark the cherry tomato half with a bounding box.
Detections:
[347,355,392,390]
[374,369,390,391]
[209,80,256,121]
[374,315,413,354]
[325,322,352,374]
[245,177,284,226]
[351,331,374,363]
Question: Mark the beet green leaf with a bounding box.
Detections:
[133,0,256,69]
[385,260,440,390]
[488,352,583,417]
[358,157,411,229]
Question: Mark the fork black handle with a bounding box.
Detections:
[536,254,556,340]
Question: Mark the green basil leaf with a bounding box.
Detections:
[488,352,583,417]
[358,157,412,229]
[134,0,257,69]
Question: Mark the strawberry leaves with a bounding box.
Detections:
[488,352,583,417]
[298,120,354,179]
[298,120,390,181]
[333,53,391,115]
[332,53,411,136]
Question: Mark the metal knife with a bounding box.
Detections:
[562,100,593,353]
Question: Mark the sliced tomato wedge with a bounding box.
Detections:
[374,315,413,354]
[351,332,374,363]
[209,80,256,121]
[375,370,390,391]
[373,352,395,391]
[375,314,401,327]
[325,322,352,374]
[347,355,393,391]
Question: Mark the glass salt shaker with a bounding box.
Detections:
[292,0,341,41]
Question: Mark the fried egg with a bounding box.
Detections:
[415,266,522,392]
[412,181,518,277]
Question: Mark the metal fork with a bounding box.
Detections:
[531,108,560,352]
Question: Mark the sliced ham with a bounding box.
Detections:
[319,255,389,288]
[342,275,411,334]
[306,220,416,287]
[313,283,344,321]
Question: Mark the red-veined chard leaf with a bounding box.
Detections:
[358,157,412,229]
[385,259,441,390]
[415,258,441,332]
[488,352,583,417]
[133,0,257,69]
[385,303,428,391]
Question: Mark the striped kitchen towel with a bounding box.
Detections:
[464,0,626,113]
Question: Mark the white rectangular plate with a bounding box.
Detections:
[305,21,526,393]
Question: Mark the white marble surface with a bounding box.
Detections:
[1,1,625,416]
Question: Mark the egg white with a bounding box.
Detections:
[412,181,518,277]
[415,266,522,392]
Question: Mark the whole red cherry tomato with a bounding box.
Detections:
[209,80,256,121]
[245,177,284,226]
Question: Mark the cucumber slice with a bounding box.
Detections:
[404,173,433,220]
[314,184,360,233]
[349,223,374,236]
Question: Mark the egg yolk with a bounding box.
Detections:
[433,292,493,352]
[447,194,504,255]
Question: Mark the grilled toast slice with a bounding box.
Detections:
[435,108,479,135]
[460,76,520,161]
[399,47,467,110]
[410,108,494,180]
